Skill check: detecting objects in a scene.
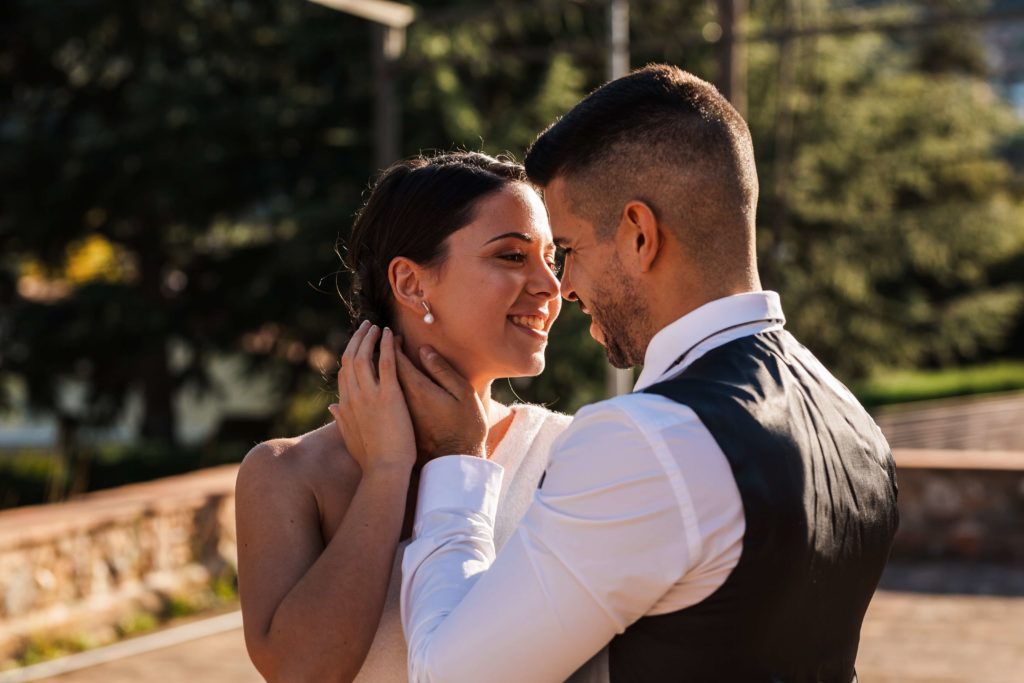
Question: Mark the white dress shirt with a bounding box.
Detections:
[401,292,787,683]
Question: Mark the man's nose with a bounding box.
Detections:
[560,263,577,302]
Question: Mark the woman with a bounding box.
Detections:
[235,151,571,683]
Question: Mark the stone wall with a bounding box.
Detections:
[891,449,1024,562]
[0,466,238,659]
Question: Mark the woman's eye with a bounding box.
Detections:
[499,252,526,263]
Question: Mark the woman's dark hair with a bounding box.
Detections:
[343,151,527,329]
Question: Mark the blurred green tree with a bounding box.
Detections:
[0,0,377,456]
[1,0,1023,492]
[751,0,1024,377]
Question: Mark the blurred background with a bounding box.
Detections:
[0,0,1022,681]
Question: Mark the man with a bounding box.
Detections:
[395,64,899,682]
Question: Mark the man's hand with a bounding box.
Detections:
[394,344,487,461]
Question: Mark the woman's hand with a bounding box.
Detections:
[329,321,416,474]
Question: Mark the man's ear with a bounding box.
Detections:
[619,200,662,273]
[388,256,430,314]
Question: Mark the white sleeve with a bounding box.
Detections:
[400,404,697,683]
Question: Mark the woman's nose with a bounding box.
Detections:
[528,256,561,300]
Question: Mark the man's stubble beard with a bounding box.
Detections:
[588,261,650,369]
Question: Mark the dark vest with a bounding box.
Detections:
[608,330,898,683]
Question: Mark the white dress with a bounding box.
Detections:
[352,403,573,683]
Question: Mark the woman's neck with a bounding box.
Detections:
[474,379,504,425]
[474,379,516,458]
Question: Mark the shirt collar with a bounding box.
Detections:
[633,291,786,392]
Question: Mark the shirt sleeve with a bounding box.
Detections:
[400,403,696,683]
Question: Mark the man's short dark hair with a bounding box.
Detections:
[525,65,758,271]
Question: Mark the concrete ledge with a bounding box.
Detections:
[894,448,1024,471]
[0,466,239,550]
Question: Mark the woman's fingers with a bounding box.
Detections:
[378,327,398,387]
[354,325,381,387]
[342,319,372,368]
[339,319,371,395]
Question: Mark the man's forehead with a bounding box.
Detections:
[542,176,587,242]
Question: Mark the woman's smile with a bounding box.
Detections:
[508,313,548,333]
[508,315,549,340]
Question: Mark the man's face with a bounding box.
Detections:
[544,176,649,369]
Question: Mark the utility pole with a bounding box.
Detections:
[608,0,629,82]
[717,0,747,117]
[372,23,405,171]
[307,0,415,172]
[607,0,635,398]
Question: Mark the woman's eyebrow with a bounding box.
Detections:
[482,232,533,246]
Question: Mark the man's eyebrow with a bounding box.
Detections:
[483,232,533,246]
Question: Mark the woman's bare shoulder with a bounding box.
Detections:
[236,423,360,502]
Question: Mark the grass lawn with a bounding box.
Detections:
[853,361,1024,408]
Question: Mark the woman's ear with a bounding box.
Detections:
[388,256,429,314]
[620,200,662,273]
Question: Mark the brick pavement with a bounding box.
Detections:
[33,628,260,683]
[857,591,1024,683]
[25,590,1024,683]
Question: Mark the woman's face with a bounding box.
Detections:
[419,183,561,385]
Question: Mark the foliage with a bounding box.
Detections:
[16,632,97,667]
[1,0,372,445]
[853,360,1024,407]
[750,0,1024,377]
[2,566,240,669]
[1,0,1023,470]
[0,440,246,509]
[115,611,160,639]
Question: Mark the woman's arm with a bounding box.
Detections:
[236,443,411,683]
[236,323,416,683]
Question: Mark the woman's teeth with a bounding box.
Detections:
[509,315,545,331]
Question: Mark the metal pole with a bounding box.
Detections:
[717,0,747,117]
[606,0,635,398]
[373,24,404,171]
[608,0,629,82]
[306,0,415,173]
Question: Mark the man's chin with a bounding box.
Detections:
[605,349,634,370]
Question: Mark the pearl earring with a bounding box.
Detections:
[421,301,435,325]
